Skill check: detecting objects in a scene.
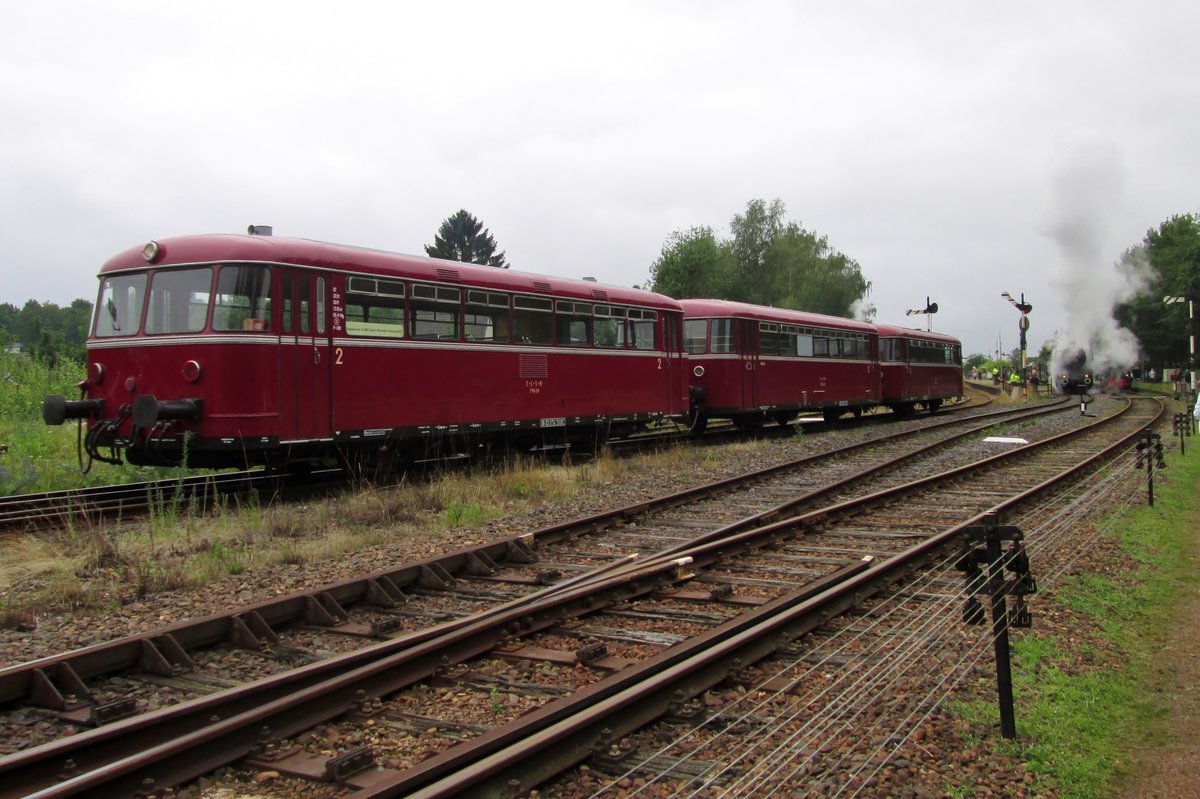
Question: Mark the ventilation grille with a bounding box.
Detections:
[436,267,462,282]
[519,354,548,379]
[532,280,553,293]
[591,289,609,301]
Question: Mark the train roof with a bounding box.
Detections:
[97,233,682,310]
[872,323,962,344]
[678,298,877,334]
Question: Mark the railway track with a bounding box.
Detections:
[0,471,265,532]
[0,399,985,532]
[0,393,1151,798]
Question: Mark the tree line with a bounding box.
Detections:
[1115,213,1200,374]
[646,199,873,318]
[0,300,92,365]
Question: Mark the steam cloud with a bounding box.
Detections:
[850,299,876,323]
[1043,139,1149,389]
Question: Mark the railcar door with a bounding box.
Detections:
[738,318,759,410]
[282,271,333,442]
[662,312,684,414]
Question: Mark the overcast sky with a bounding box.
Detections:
[3,1,1197,359]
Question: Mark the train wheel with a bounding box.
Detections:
[822,408,842,423]
[773,411,795,427]
[928,399,943,413]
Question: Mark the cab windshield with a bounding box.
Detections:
[94,274,148,337]
[93,263,273,336]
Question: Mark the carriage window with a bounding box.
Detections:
[298,274,311,334]
[594,318,624,347]
[316,277,326,334]
[410,283,461,340]
[709,318,734,353]
[346,277,405,337]
[95,273,148,337]
[628,310,656,350]
[594,305,627,348]
[555,301,592,346]
[813,335,830,357]
[146,267,212,335]
[684,319,708,354]
[759,322,794,356]
[212,265,271,332]
[513,295,553,345]
[629,320,655,350]
[281,273,293,333]
[465,290,510,342]
[795,332,814,357]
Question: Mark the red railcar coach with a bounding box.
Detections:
[44,230,689,469]
[680,299,881,429]
[875,324,963,414]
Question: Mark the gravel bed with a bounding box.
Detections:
[0,396,1153,798]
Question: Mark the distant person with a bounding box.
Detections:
[1150,368,1157,382]
[1030,373,1041,394]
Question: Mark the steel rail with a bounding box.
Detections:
[0,397,1059,708]
[0,397,1135,798]
[0,470,268,531]
[378,398,1162,799]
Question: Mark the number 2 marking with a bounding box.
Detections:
[335,347,344,365]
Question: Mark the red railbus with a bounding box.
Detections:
[874,324,963,414]
[680,299,881,429]
[44,230,688,469]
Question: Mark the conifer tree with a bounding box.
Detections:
[425,209,509,268]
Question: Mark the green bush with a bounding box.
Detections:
[0,349,188,495]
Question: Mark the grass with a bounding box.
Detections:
[0,443,736,617]
[0,349,206,495]
[951,431,1200,798]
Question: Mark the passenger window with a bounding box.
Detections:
[410,283,460,340]
[513,295,553,345]
[211,265,270,332]
[630,321,654,350]
[316,277,326,334]
[710,318,734,353]
[346,277,405,338]
[281,273,294,334]
[465,290,510,342]
[684,319,708,354]
[555,301,592,346]
[796,331,813,357]
[298,275,311,334]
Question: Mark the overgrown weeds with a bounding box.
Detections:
[3,447,721,622]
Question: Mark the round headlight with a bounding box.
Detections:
[182,360,202,383]
[693,365,705,378]
[142,241,161,263]
[89,362,105,384]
